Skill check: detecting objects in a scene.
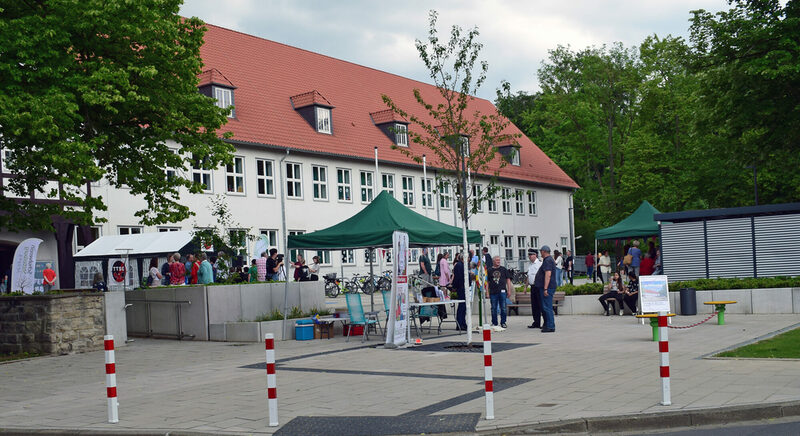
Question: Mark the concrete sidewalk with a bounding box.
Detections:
[1,313,799,435]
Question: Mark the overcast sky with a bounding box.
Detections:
[180,0,730,100]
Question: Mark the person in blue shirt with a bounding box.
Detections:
[452,253,467,331]
[628,240,643,277]
[536,245,557,332]
[197,253,213,285]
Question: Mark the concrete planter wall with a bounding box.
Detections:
[209,320,296,342]
[125,286,209,340]
[206,281,324,324]
[556,287,800,315]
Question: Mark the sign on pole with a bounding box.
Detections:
[385,231,409,347]
[10,238,43,294]
[640,275,670,313]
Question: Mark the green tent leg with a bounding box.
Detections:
[715,304,727,325]
[650,318,659,341]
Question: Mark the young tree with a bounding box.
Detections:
[0,0,233,231]
[382,11,518,342]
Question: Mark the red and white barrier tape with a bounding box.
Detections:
[658,314,671,406]
[104,335,119,423]
[482,324,494,420]
[265,333,278,427]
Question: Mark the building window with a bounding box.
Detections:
[256,159,275,197]
[228,229,248,256]
[118,226,143,235]
[504,235,514,261]
[510,149,520,166]
[226,156,245,194]
[515,189,525,215]
[561,237,569,251]
[487,191,497,213]
[260,229,278,250]
[394,123,408,146]
[315,250,331,265]
[439,182,451,209]
[489,235,499,245]
[165,149,179,181]
[530,236,539,249]
[410,248,419,263]
[517,236,527,260]
[316,107,331,134]
[384,249,393,264]
[501,188,511,214]
[364,249,376,263]
[285,162,302,199]
[191,155,213,193]
[0,149,13,173]
[401,176,414,206]
[382,173,394,197]
[337,168,351,202]
[74,226,102,253]
[312,166,328,200]
[471,184,483,213]
[341,249,355,265]
[527,191,537,215]
[214,87,234,117]
[360,171,374,203]
[158,227,181,232]
[421,178,434,208]
[289,230,304,263]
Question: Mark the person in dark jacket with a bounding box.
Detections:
[452,253,467,331]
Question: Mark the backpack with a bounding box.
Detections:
[623,254,633,265]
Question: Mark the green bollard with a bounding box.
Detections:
[650,318,659,341]
[716,304,727,325]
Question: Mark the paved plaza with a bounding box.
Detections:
[1,311,799,435]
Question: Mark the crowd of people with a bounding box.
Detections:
[585,240,662,316]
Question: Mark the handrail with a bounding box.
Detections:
[126,297,195,340]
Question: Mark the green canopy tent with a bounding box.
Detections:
[288,190,481,249]
[593,201,662,280]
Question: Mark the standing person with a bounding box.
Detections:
[169,253,185,286]
[148,257,163,287]
[438,252,452,288]
[598,250,611,284]
[266,248,282,281]
[452,253,467,331]
[161,257,172,286]
[623,273,639,315]
[553,250,563,288]
[628,240,642,277]
[654,249,663,275]
[256,252,268,282]
[565,250,574,285]
[418,248,432,284]
[308,255,321,281]
[197,253,213,285]
[42,263,57,292]
[487,256,512,328]
[640,249,656,276]
[482,247,492,269]
[190,255,200,285]
[539,246,557,332]
[585,251,595,283]
[184,254,194,285]
[249,259,258,282]
[526,249,543,329]
[293,254,306,281]
[469,249,479,266]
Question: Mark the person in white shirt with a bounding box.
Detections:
[526,248,543,329]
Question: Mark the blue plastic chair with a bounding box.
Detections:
[345,292,379,342]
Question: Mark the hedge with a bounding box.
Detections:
[558,276,800,296]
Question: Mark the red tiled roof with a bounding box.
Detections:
[369,109,406,125]
[199,24,579,189]
[290,90,333,109]
[197,68,236,88]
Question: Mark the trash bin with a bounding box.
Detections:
[679,288,697,315]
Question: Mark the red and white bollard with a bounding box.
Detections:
[482,324,494,420]
[658,312,671,406]
[265,333,278,427]
[104,335,119,423]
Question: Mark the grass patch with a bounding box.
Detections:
[0,351,42,362]
[716,327,800,358]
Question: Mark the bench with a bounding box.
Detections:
[507,291,565,316]
[703,301,737,325]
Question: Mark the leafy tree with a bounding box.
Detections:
[0,0,233,231]
[382,10,517,342]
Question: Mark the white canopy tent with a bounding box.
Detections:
[73,231,194,258]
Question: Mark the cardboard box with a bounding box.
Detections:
[423,297,440,303]
[314,322,335,339]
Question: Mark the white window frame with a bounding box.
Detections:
[74,225,102,254]
[316,106,332,134]
[260,229,279,251]
[191,155,213,193]
[289,230,305,263]
[341,249,355,265]
[165,148,179,181]
[504,235,514,261]
[228,228,248,256]
[487,191,497,213]
[561,237,569,251]
[315,250,332,265]
[515,189,525,215]
[285,162,302,199]
[510,149,520,166]
[118,226,143,235]
[364,249,376,264]
[312,165,328,201]
[214,86,234,117]
[527,190,537,215]
[337,168,352,202]
[360,170,374,203]
[530,236,539,249]
[421,178,434,209]
[489,235,499,245]
[501,187,512,214]
[472,184,483,213]
[439,181,451,210]
[226,156,245,195]
[517,236,527,260]
[158,227,181,232]
[394,123,408,146]
[256,159,275,197]
[381,173,395,197]
[401,176,414,207]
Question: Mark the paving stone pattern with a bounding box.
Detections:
[1,313,799,435]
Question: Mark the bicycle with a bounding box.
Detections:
[344,274,376,295]
[323,273,341,298]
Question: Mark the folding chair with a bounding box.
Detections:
[345,292,380,342]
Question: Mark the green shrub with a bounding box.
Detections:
[251,306,331,322]
[560,282,604,295]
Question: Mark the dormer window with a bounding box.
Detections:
[316,107,332,134]
[394,124,408,146]
[498,145,521,166]
[510,150,520,166]
[214,87,234,118]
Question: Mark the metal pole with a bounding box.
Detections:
[569,192,575,255]
[369,248,375,312]
[422,155,428,217]
[279,150,290,341]
[374,147,380,194]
